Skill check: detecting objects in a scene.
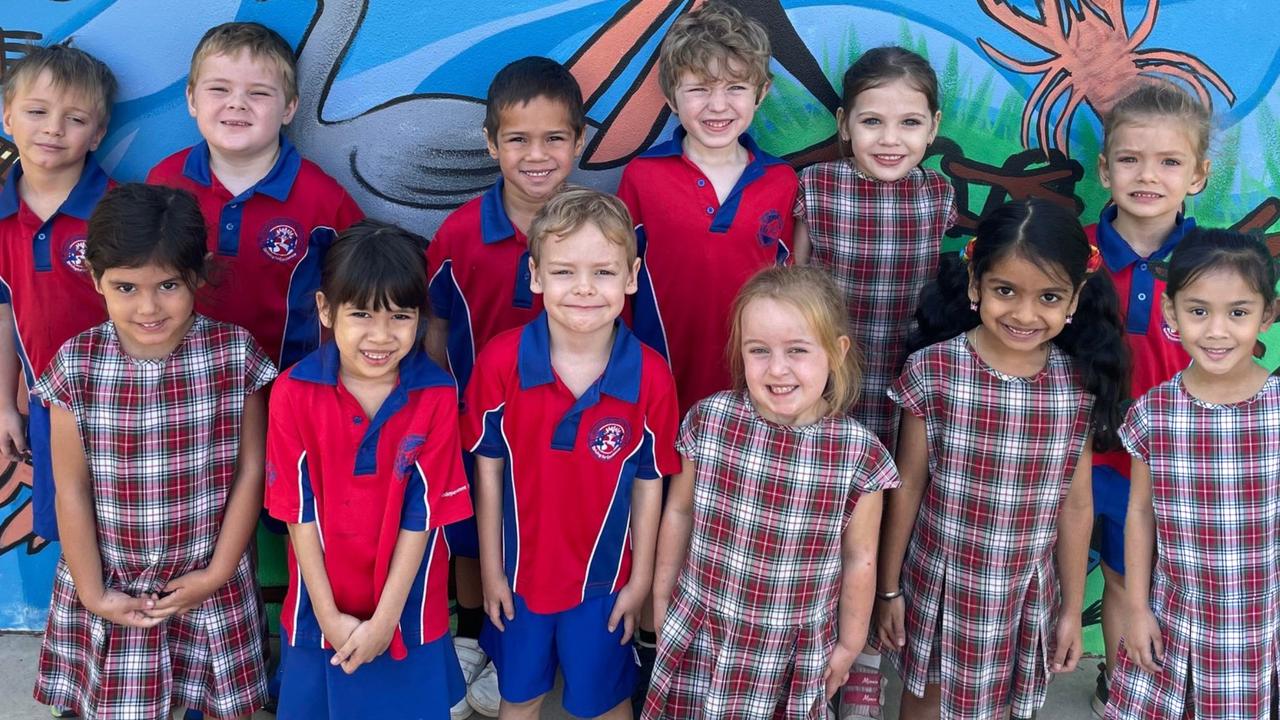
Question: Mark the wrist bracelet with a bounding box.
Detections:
[876,589,903,601]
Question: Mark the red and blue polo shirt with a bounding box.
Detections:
[146,135,363,368]
[0,156,112,541]
[618,127,796,416]
[1089,205,1193,482]
[461,314,680,614]
[265,344,473,658]
[426,178,542,394]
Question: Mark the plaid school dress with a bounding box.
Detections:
[1106,374,1280,720]
[31,315,277,720]
[886,334,1093,719]
[643,390,900,720]
[794,162,954,450]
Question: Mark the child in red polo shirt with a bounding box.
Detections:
[147,22,362,369]
[266,221,473,719]
[462,189,680,720]
[0,44,116,546]
[1087,81,1212,717]
[618,0,796,419]
[425,56,585,718]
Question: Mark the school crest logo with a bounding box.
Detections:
[588,418,630,462]
[757,209,782,246]
[260,220,302,262]
[62,236,89,273]
[395,434,426,480]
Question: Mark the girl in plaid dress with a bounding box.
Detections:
[878,199,1129,720]
[31,184,276,719]
[1107,230,1280,720]
[791,46,955,719]
[646,266,900,720]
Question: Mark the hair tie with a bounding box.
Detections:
[959,237,977,263]
[1086,244,1103,274]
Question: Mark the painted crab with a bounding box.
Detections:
[976,0,1235,154]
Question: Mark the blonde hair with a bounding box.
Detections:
[1103,79,1212,163]
[3,42,117,123]
[527,187,637,266]
[657,0,771,103]
[188,22,298,104]
[727,266,861,416]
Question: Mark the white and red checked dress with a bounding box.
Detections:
[31,315,276,720]
[887,333,1093,719]
[1106,374,1280,720]
[795,162,954,450]
[643,390,900,720]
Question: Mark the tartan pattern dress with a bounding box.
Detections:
[886,334,1093,719]
[795,161,955,450]
[31,316,277,720]
[1107,375,1280,720]
[643,390,900,720]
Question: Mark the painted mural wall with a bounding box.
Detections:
[1,0,1277,658]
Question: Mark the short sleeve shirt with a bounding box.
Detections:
[265,345,472,655]
[460,314,681,613]
[618,127,796,416]
[146,136,363,368]
[0,157,111,383]
[426,178,542,393]
[1089,206,1193,479]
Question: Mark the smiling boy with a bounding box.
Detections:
[147,22,362,370]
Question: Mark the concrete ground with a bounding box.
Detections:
[0,632,1101,719]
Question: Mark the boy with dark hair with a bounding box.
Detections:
[425,54,585,719]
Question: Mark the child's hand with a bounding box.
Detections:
[319,612,362,652]
[607,582,645,644]
[1126,607,1165,674]
[482,571,515,631]
[0,406,26,461]
[87,589,163,629]
[876,596,906,649]
[331,618,395,675]
[1051,612,1083,672]
[146,568,221,618]
[822,643,857,700]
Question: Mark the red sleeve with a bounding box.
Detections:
[333,187,364,231]
[409,388,473,530]
[460,340,511,456]
[616,163,643,227]
[264,378,312,524]
[644,358,682,477]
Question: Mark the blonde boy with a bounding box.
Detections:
[0,43,116,542]
[147,22,362,369]
[462,189,679,720]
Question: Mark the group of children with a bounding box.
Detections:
[3,2,1277,720]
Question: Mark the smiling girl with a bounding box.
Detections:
[877,199,1128,720]
[32,183,276,719]
[646,266,898,719]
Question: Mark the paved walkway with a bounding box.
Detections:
[0,632,1101,719]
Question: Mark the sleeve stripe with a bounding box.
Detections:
[414,460,432,530]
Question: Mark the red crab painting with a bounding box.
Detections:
[976,0,1235,154]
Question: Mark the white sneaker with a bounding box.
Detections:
[451,638,488,720]
[466,662,501,718]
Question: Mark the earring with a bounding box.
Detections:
[1065,314,1073,325]
[969,301,978,312]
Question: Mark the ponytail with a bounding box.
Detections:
[1053,270,1129,451]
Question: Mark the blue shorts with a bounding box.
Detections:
[481,592,637,717]
[1092,465,1130,575]
[28,397,56,541]
[443,453,479,558]
[277,632,465,719]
